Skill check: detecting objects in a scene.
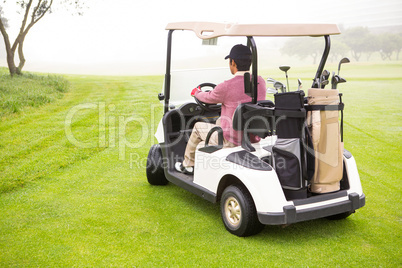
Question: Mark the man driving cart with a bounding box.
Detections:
[175,44,267,174]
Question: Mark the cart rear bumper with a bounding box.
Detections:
[258,192,365,225]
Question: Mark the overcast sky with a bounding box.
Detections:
[0,0,401,75]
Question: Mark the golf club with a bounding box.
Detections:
[331,71,335,89]
[274,81,285,93]
[338,77,347,86]
[320,70,330,89]
[331,75,339,89]
[332,75,347,89]
[279,65,290,92]
[267,77,277,84]
[338,57,350,75]
[297,79,302,91]
[314,77,320,88]
[266,87,278,94]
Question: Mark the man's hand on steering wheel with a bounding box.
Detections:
[191,86,201,97]
[192,83,221,112]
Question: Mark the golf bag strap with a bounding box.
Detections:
[305,103,344,111]
[303,124,315,181]
[340,94,344,142]
[275,109,306,118]
[305,102,345,142]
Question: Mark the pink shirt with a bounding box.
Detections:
[194,73,266,146]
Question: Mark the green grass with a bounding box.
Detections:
[0,63,401,266]
[0,69,69,117]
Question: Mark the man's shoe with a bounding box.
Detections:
[175,162,194,175]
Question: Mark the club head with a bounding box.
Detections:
[338,57,350,75]
[322,69,330,78]
[297,79,302,91]
[333,76,346,90]
[279,65,290,73]
[274,81,285,93]
[274,81,283,89]
[266,77,277,84]
[332,75,341,89]
[266,87,278,94]
[319,70,330,88]
[313,77,320,88]
[340,57,350,65]
[338,77,347,83]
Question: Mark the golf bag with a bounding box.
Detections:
[306,88,344,194]
[273,91,313,199]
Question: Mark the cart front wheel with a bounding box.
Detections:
[146,144,168,185]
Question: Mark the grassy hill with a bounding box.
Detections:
[0,68,69,117]
[0,63,401,266]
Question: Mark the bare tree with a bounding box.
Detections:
[0,0,84,76]
[0,6,8,61]
[0,6,8,28]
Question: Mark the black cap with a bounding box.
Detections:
[224,44,252,60]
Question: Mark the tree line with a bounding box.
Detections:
[281,27,402,63]
[1,4,401,77]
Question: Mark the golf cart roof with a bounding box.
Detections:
[166,22,341,39]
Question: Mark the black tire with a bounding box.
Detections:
[146,144,168,185]
[220,185,264,237]
[326,211,353,220]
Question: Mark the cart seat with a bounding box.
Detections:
[232,101,275,152]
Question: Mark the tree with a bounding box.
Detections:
[0,6,8,59]
[396,33,402,60]
[280,37,324,64]
[379,33,402,60]
[0,6,8,28]
[341,27,372,62]
[363,34,380,61]
[328,37,350,63]
[0,0,84,76]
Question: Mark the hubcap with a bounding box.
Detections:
[224,196,241,227]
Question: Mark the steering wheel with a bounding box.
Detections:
[194,83,221,112]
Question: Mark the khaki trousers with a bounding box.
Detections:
[183,118,236,167]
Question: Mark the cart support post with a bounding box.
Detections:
[247,36,258,104]
[164,30,174,113]
[312,35,331,88]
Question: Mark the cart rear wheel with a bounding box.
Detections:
[220,185,264,237]
[146,144,168,185]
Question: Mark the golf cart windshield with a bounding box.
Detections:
[166,67,232,107]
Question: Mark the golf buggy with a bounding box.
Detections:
[146,22,365,237]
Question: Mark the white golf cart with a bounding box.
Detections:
[146,22,365,237]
